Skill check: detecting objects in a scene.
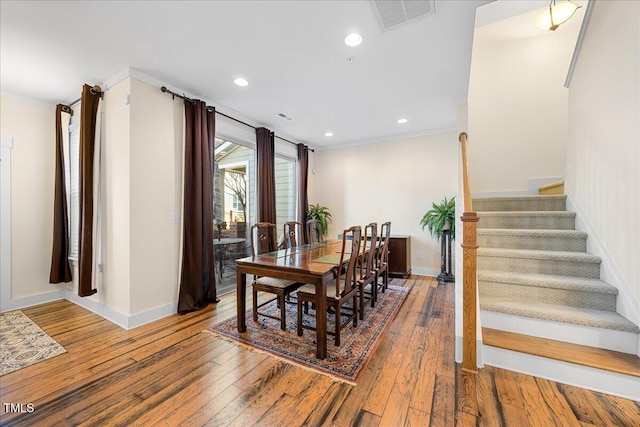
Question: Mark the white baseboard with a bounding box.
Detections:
[483,345,640,402]
[64,290,176,330]
[0,289,65,313]
[566,195,640,330]
[481,310,638,355]
[1,287,181,330]
[410,267,440,277]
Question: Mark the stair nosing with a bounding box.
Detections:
[480,298,640,333]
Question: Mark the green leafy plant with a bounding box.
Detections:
[306,204,332,239]
[420,196,456,241]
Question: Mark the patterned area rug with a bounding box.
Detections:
[0,310,67,376]
[207,281,411,384]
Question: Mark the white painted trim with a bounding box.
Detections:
[566,195,640,331]
[565,0,595,88]
[63,289,176,330]
[1,136,14,312]
[483,345,640,402]
[481,310,639,354]
[0,290,66,313]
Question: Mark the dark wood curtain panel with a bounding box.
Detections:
[297,143,309,240]
[256,127,276,224]
[178,100,218,313]
[77,85,101,297]
[49,104,72,284]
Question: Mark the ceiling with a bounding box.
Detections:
[0,0,493,149]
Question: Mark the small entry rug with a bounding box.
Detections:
[206,280,411,384]
[0,310,67,376]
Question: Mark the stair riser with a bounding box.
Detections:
[481,310,639,354]
[479,281,617,311]
[478,234,586,252]
[474,198,566,212]
[478,256,600,278]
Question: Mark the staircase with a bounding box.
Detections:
[474,194,640,399]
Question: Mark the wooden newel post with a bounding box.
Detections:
[461,212,479,374]
[459,132,478,374]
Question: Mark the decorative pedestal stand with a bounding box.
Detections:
[438,229,455,284]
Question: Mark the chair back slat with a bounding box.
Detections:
[377,221,391,267]
[250,222,277,256]
[284,221,303,249]
[360,222,377,280]
[306,219,320,244]
[335,226,361,297]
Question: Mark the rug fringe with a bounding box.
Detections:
[201,329,357,386]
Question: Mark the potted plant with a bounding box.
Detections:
[420,196,455,283]
[420,196,456,241]
[307,204,332,240]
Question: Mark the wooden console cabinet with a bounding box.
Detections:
[388,235,411,278]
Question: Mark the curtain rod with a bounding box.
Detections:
[160,86,313,152]
[61,85,104,116]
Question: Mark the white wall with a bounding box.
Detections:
[129,78,183,315]
[102,78,132,314]
[468,4,581,193]
[311,133,458,275]
[566,0,640,320]
[0,97,65,301]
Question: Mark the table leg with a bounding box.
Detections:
[315,278,327,359]
[237,269,247,332]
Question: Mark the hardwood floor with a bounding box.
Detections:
[1,276,638,426]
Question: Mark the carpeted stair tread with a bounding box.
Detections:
[478,228,587,251]
[478,271,618,294]
[473,195,566,212]
[480,297,640,333]
[478,248,601,263]
[477,228,587,238]
[477,211,576,230]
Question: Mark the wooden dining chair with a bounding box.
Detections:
[306,219,320,244]
[297,225,361,346]
[250,222,302,330]
[357,222,378,320]
[284,221,304,249]
[374,221,391,300]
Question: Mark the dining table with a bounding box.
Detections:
[235,239,352,359]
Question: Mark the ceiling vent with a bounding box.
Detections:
[277,112,294,121]
[370,0,436,31]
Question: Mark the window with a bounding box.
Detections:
[67,112,80,261]
[274,155,297,237]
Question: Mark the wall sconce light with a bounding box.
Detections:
[536,0,581,31]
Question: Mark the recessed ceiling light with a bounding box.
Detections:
[397,118,408,124]
[325,132,334,137]
[234,78,248,87]
[344,33,362,47]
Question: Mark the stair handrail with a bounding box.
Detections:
[459,132,479,374]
